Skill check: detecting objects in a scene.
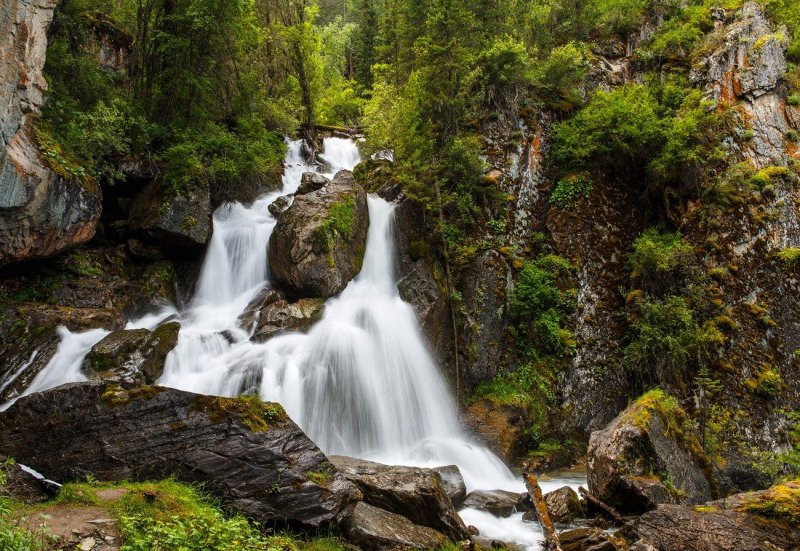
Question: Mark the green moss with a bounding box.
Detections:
[313,196,359,267]
[193,395,287,432]
[776,247,800,266]
[737,480,800,524]
[101,384,165,406]
[746,366,783,397]
[306,468,333,487]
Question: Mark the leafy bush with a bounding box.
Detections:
[530,42,588,110]
[480,35,533,106]
[510,255,576,358]
[550,173,593,209]
[552,84,664,177]
[629,229,695,295]
[624,296,725,387]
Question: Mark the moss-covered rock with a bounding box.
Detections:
[588,389,714,514]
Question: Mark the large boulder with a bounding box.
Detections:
[587,390,713,514]
[128,179,212,248]
[343,502,451,551]
[81,322,180,384]
[268,170,368,298]
[0,382,361,529]
[630,481,800,550]
[543,486,583,525]
[297,172,329,195]
[433,465,467,507]
[329,456,468,542]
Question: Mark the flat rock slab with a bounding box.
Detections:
[330,455,468,541]
[343,501,451,551]
[0,382,360,530]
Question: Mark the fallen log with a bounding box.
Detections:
[579,486,624,523]
[525,474,562,551]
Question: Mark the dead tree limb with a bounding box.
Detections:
[525,474,562,551]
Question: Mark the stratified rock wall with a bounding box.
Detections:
[0,0,101,267]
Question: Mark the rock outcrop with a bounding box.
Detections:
[0,382,361,529]
[630,481,800,551]
[269,170,369,298]
[329,456,468,542]
[462,399,527,463]
[432,465,467,507]
[343,502,451,551]
[128,179,212,247]
[0,0,102,267]
[81,322,180,384]
[588,390,713,514]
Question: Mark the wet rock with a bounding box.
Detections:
[630,487,800,551]
[128,180,212,248]
[343,501,451,551]
[559,527,623,551]
[544,486,583,525]
[0,382,360,529]
[269,170,369,298]
[297,172,329,195]
[0,456,59,504]
[330,456,468,541]
[462,400,527,463]
[238,288,324,342]
[268,196,290,217]
[433,465,467,507]
[81,322,180,385]
[587,391,713,514]
[461,490,528,517]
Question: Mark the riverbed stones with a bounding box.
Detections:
[461,489,529,517]
[0,382,360,529]
[544,486,583,524]
[342,502,451,551]
[268,170,369,299]
[329,456,468,541]
[238,288,325,341]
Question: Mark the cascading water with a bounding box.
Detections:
[4,136,584,549]
[157,137,520,491]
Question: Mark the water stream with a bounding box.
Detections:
[3,137,584,549]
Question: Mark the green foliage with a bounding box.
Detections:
[629,229,695,296]
[314,196,358,260]
[479,35,533,106]
[550,173,593,209]
[763,0,800,62]
[529,42,588,110]
[552,84,665,177]
[510,255,576,358]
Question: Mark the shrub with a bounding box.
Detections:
[510,255,576,358]
[550,173,593,209]
[624,296,725,387]
[529,42,589,110]
[629,229,695,296]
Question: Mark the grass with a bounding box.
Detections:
[312,196,359,266]
[7,475,350,551]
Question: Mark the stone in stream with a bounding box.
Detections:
[329,455,468,542]
[297,172,329,195]
[237,288,325,342]
[559,527,624,551]
[587,390,713,514]
[128,179,212,248]
[268,195,290,217]
[460,489,529,517]
[0,382,360,529]
[81,322,180,385]
[543,486,583,525]
[342,501,451,551]
[432,465,467,507]
[268,170,369,299]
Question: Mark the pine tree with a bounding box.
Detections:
[353,0,378,89]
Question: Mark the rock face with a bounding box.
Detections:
[432,465,467,507]
[587,392,713,514]
[269,170,369,298]
[329,456,468,542]
[462,399,527,463]
[343,502,451,551]
[81,322,180,384]
[0,0,101,267]
[0,383,360,529]
[461,490,528,517]
[631,490,800,551]
[128,179,212,247]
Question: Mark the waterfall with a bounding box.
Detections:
[158,137,521,492]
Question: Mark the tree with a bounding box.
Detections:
[353,0,378,88]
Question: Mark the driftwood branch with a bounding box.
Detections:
[579,486,624,523]
[525,474,562,551]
